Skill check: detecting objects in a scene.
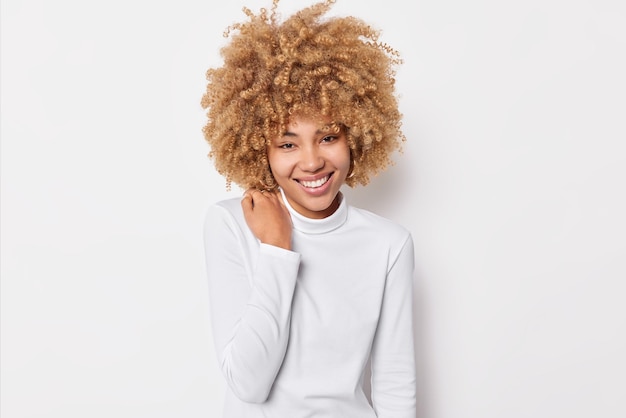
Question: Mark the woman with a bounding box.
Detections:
[201,1,416,416]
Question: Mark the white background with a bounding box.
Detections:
[2,0,625,417]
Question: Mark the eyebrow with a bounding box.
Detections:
[282,128,328,137]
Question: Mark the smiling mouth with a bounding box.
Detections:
[297,173,332,188]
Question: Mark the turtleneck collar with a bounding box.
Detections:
[279,188,348,234]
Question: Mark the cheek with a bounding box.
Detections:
[267,151,290,178]
[335,145,351,171]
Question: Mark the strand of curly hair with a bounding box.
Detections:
[201,0,405,191]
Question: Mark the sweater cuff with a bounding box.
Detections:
[259,242,301,263]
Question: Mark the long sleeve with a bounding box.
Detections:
[203,203,301,403]
[370,233,417,418]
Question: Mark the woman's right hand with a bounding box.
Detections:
[241,189,293,250]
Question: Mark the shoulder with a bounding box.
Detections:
[209,196,243,215]
[346,205,412,246]
[204,197,247,234]
[345,205,414,270]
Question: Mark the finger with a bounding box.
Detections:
[241,193,254,211]
[253,189,273,203]
[242,196,251,205]
[244,188,262,201]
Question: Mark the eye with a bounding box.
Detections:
[279,143,294,149]
[321,135,338,143]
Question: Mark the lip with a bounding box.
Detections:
[294,172,334,196]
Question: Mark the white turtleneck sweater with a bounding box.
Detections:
[203,191,416,418]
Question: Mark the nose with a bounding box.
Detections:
[300,146,324,172]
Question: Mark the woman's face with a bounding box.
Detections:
[267,115,351,219]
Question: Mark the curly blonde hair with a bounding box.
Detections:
[201,0,404,190]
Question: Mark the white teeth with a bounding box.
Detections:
[299,175,330,188]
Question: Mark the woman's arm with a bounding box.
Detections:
[203,200,300,403]
[370,233,417,417]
